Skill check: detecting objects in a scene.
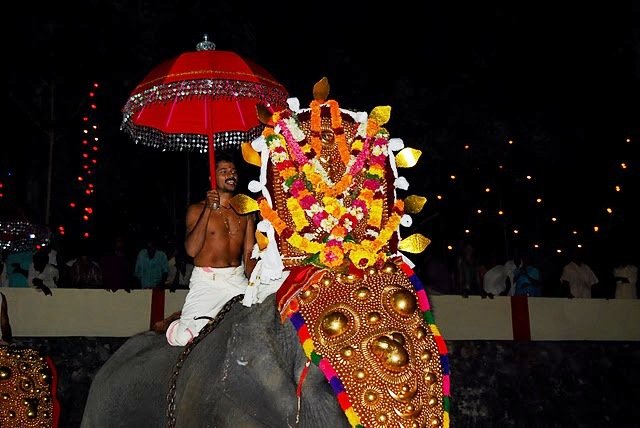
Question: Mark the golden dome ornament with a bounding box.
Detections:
[395,147,422,168]
[404,195,427,214]
[399,233,431,253]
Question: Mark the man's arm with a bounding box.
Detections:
[1,292,12,343]
[243,213,257,278]
[185,203,212,258]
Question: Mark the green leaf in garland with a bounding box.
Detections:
[285,175,298,188]
[304,252,325,268]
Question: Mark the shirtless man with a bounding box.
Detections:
[164,152,257,346]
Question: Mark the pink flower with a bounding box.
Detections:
[326,239,342,247]
[289,179,306,196]
[363,178,380,190]
[312,211,328,226]
[299,195,317,209]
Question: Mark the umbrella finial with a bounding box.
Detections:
[196,33,216,51]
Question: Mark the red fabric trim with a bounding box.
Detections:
[400,263,414,276]
[45,356,61,428]
[150,288,166,330]
[435,335,448,354]
[297,325,311,343]
[296,360,311,397]
[336,391,351,409]
[276,265,318,312]
[510,296,531,341]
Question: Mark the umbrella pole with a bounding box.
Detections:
[208,136,216,189]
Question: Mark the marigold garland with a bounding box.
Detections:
[260,99,403,270]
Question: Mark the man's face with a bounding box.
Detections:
[215,161,238,193]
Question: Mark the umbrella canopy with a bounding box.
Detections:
[121,35,288,187]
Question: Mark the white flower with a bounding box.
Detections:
[252,136,267,152]
[257,220,272,233]
[372,145,384,156]
[389,138,404,151]
[365,229,380,238]
[395,177,409,190]
[287,97,301,112]
[273,151,288,163]
[356,122,367,137]
[248,180,263,193]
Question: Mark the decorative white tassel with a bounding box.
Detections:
[287,97,301,112]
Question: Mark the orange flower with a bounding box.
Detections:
[319,245,344,268]
[331,225,347,238]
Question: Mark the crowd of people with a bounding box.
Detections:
[3,233,637,301]
[415,240,638,300]
[0,235,194,294]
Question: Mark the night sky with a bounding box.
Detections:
[5,1,639,264]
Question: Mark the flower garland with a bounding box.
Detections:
[259,101,404,270]
[309,100,350,164]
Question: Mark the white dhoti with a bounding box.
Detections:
[166,265,247,346]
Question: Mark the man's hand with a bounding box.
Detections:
[33,278,52,296]
[206,189,221,210]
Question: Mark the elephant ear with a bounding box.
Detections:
[313,77,330,102]
[256,103,275,127]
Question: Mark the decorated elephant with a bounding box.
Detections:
[82,78,450,428]
[81,294,349,427]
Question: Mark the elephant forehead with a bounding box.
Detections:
[294,268,445,427]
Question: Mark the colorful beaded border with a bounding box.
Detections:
[287,262,451,427]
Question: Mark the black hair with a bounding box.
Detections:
[215,150,236,166]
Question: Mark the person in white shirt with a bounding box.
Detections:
[560,248,598,298]
[27,250,59,295]
[483,264,507,297]
[613,256,638,299]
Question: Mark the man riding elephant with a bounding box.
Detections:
[82,78,450,428]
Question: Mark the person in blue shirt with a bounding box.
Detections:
[5,250,34,287]
[513,250,541,297]
[134,239,168,288]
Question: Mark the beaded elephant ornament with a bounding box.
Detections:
[242,78,450,428]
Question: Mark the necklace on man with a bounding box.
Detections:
[221,210,241,235]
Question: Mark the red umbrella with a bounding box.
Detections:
[121,35,288,188]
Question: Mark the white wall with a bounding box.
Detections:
[1,288,639,340]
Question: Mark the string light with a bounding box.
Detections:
[422,132,632,255]
[65,81,101,240]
